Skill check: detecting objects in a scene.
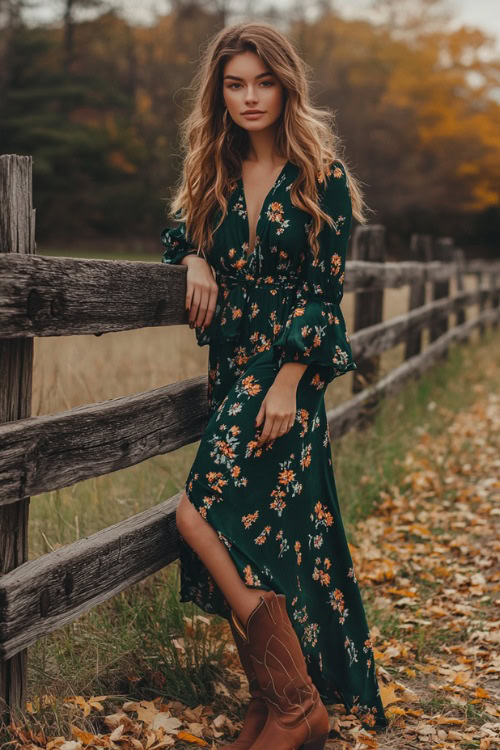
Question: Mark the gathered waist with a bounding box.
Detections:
[195,270,341,349]
[216,271,301,292]
[192,271,301,347]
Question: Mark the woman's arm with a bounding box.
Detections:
[274,361,308,389]
[181,254,218,330]
[255,362,307,448]
[160,213,218,329]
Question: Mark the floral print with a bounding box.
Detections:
[160,160,388,731]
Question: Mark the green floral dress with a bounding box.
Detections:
[161,159,388,731]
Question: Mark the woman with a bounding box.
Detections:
[160,21,388,747]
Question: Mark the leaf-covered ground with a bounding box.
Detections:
[4,387,499,750]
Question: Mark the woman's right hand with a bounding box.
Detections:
[180,254,219,331]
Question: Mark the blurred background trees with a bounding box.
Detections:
[1,0,499,257]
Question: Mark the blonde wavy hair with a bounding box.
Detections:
[167,21,369,259]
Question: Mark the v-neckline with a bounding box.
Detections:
[238,159,290,258]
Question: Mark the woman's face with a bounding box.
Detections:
[222,50,285,133]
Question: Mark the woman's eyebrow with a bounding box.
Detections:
[223,71,274,81]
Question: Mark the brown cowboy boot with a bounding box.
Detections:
[219,614,269,749]
[231,590,330,750]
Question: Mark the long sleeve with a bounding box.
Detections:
[272,160,357,385]
[160,209,207,265]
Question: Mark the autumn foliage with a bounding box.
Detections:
[0,2,498,249]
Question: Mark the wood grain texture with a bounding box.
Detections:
[0,253,189,337]
[0,153,36,715]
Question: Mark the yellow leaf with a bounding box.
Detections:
[70,724,105,745]
[379,683,400,707]
[176,730,209,745]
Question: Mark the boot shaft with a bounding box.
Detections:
[232,591,323,729]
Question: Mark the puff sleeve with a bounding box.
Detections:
[272,160,357,385]
[160,209,207,265]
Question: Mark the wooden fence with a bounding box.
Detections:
[0,154,499,720]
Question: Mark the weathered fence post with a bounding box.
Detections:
[491,270,500,332]
[405,233,432,360]
[351,224,386,423]
[451,246,466,332]
[0,154,36,720]
[477,260,487,339]
[430,236,453,359]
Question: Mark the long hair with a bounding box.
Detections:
[167,21,369,259]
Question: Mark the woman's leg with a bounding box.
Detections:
[176,491,268,627]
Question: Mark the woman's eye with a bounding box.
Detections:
[228,81,273,89]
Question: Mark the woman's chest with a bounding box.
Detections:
[209,173,310,276]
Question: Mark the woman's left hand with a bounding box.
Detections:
[255,382,296,446]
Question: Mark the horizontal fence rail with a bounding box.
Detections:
[0,252,498,338]
[0,253,189,337]
[0,495,180,661]
[0,377,208,506]
[0,153,499,720]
